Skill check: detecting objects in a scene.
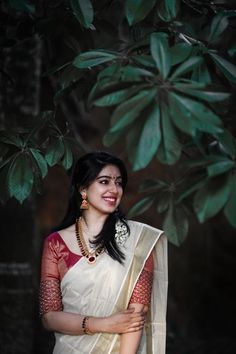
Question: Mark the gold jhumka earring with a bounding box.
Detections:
[80,192,89,210]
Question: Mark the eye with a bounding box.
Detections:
[99,179,109,184]
[116,181,123,187]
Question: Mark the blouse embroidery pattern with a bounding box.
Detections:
[39,232,154,316]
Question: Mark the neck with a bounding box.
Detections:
[81,210,109,237]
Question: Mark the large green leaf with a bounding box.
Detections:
[103,129,125,147]
[45,138,65,167]
[7,154,34,203]
[163,201,189,246]
[170,42,193,66]
[191,62,212,85]
[193,174,231,223]
[208,12,229,42]
[209,52,236,84]
[170,56,203,80]
[216,130,236,158]
[170,93,223,135]
[125,0,156,25]
[156,104,182,164]
[224,175,236,228]
[139,179,167,193]
[61,141,73,170]
[73,50,118,69]
[133,105,161,171]
[70,0,93,28]
[128,196,156,218]
[150,32,171,80]
[110,89,156,132]
[131,55,156,68]
[207,158,235,177]
[169,93,196,135]
[158,0,180,22]
[175,84,230,102]
[93,84,150,107]
[30,149,48,178]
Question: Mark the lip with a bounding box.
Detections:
[103,196,117,205]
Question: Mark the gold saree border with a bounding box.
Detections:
[90,222,166,354]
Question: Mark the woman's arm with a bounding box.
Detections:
[119,303,148,354]
[42,308,145,335]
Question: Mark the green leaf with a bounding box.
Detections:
[45,138,65,167]
[0,134,24,148]
[170,56,203,80]
[157,192,171,213]
[163,201,189,246]
[103,129,125,147]
[139,179,167,193]
[156,104,182,165]
[70,0,94,28]
[170,93,223,135]
[209,52,236,84]
[158,0,180,22]
[216,130,236,158]
[125,0,156,25]
[30,149,48,178]
[61,141,73,169]
[110,89,156,133]
[128,196,156,218]
[8,0,35,13]
[132,105,161,171]
[208,12,229,42]
[175,84,230,102]
[73,50,118,69]
[150,32,171,80]
[193,174,231,223]
[170,42,193,66]
[7,154,34,203]
[191,62,212,85]
[224,175,236,228]
[207,159,235,177]
[131,55,156,68]
[169,93,196,135]
[93,84,150,107]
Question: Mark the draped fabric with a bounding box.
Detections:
[42,221,168,354]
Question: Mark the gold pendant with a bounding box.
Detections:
[87,254,96,264]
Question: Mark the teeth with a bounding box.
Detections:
[104,197,116,201]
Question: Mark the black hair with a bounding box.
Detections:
[55,151,129,263]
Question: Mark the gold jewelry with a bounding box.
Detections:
[80,192,89,210]
[75,217,104,264]
[82,316,93,335]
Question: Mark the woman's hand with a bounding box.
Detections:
[90,308,145,334]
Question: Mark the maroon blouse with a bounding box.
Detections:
[39,232,154,316]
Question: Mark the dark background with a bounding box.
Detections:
[1,4,236,354]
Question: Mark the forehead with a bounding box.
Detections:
[97,164,121,178]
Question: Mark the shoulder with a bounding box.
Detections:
[127,219,163,235]
[44,231,60,243]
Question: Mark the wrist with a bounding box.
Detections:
[82,316,93,335]
[89,316,109,334]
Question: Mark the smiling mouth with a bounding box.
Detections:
[103,197,117,203]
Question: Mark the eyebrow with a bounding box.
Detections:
[96,175,122,180]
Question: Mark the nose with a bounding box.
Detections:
[109,181,118,193]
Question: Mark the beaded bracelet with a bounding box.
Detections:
[82,316,92,335]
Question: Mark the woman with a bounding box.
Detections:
[39,151,168,353]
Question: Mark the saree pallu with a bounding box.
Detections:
[53,220,168,354]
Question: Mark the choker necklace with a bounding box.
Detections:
[75,217,104,264]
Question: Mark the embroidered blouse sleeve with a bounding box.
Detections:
[129,251,154,305]
[39,235,63,316]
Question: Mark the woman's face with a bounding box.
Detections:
[83,164,123,216]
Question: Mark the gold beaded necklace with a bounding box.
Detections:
[75,217,104,264]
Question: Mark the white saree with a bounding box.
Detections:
[53,220,168,354]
